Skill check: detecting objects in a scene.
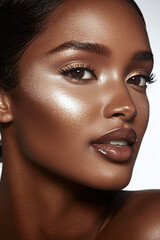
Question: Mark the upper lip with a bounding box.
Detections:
[91,128,137,146]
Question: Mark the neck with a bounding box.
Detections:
[0,131,113,240]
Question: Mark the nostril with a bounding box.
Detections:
[103,105,137,121]
[112,107,137,120]
[112,113,125,117]
[102,90,138,121]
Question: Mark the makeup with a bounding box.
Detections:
[91,128,137,162]
[0,1,158,240]
[8,0,152,190]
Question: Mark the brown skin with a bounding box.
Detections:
[0,0,160,239]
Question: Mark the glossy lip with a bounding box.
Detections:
[91,128,138,162]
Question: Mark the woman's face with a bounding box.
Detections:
[10,0,153,189]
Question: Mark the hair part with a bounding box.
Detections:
[0,0,145,91]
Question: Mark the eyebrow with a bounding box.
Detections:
[47,40,153,62]
[47,41,111,56]
[132,51,153,62]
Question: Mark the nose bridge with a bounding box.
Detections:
[103,81,137,121]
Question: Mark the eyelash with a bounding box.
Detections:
[59,63,155,87]
[59,63,97,82]
[126,73,156,87]
[140,73,155,84]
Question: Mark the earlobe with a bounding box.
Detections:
[0,91,13,123]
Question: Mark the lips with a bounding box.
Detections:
[91,128,137,162]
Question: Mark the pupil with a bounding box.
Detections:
[134,76,140,85]
[71,68,84,78]
[131,76,140,85]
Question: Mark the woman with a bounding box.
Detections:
[0,0,159,239]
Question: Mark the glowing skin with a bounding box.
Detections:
[9,0,152,189]
[1,0,160,240]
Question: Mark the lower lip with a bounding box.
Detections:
[91,144,133,162]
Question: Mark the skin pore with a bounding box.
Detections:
[0,0,159,239]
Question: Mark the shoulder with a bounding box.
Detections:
[98,190,160,240]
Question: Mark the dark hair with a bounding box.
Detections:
[0,0,64,91]
[127,0,145,24]
[0,0,145,91]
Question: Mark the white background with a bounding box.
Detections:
[0,0,160,190]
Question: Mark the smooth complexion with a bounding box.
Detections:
[0,0,157,239]
[9,0,152,189]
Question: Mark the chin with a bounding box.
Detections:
[69,166,134,191]
[89,177,132,191]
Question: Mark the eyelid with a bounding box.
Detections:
[126,69,153,81]
[59,62,95,71]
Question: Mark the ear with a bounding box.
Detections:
[0,90,13,123]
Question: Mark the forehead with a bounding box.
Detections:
[24,0,151,60]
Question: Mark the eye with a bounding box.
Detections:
[127,73,155,87]
[68,67,95,80]
[59,63,97,81]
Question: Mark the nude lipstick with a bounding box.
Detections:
[91,128,137,162]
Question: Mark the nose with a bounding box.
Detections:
[103,84,137,121]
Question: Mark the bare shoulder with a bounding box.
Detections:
[98,190,160,240]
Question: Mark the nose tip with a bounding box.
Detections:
[110,105,137,121]
[103,90,138,121]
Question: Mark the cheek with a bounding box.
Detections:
[132,91,149,141]
[12,81,99,168]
